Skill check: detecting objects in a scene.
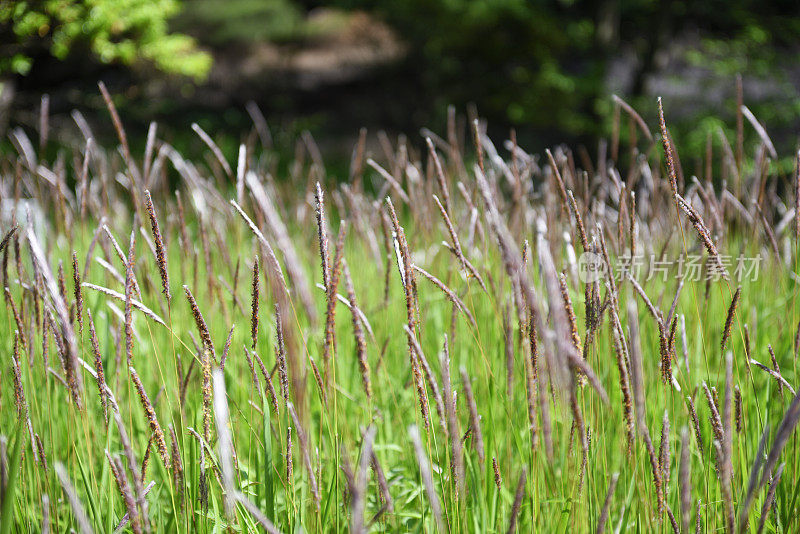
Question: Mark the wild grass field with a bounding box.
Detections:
[1,85,800,533]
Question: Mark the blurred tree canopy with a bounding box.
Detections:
[336,0,800,138]
[0,0,211,79]
[175,0,304,46]
[2,0,800,159]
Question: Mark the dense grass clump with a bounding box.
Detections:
[2,87,800,533]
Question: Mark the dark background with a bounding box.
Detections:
[3,0,800,173]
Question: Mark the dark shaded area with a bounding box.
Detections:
[3,0,800,167]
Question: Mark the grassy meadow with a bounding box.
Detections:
[1,88,800,533]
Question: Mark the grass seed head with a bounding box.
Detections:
[129,366,170,469]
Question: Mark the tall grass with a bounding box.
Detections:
[0,85,799,532]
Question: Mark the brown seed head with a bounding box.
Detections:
[129,366,170,469]
[144,190,170,301]
[183,285,216,362]
[721,287,741,351]
[492,457,502,489]
[87,310,108,425]
[250,256,259,350]
[71,252,84,334]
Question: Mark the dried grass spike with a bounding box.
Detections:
[314,182,330,289]
[343,261,371,401]
[71,251,84,334]
[169,425,184,510]
[183,285,216,361]
[460,367,485,464]
[721,287,741,351]
[507,467,527,534]
[250,256,259,350]
[144,190,170,301]
[129,366,170,469]
[87,310,108,424]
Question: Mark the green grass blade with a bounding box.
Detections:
[0,420,26,534]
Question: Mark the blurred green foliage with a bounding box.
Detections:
[3,0,800,161]
[338,0,800,140]
[324,0,597,136]
[0,0,211,79]
[176,0,304,46]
